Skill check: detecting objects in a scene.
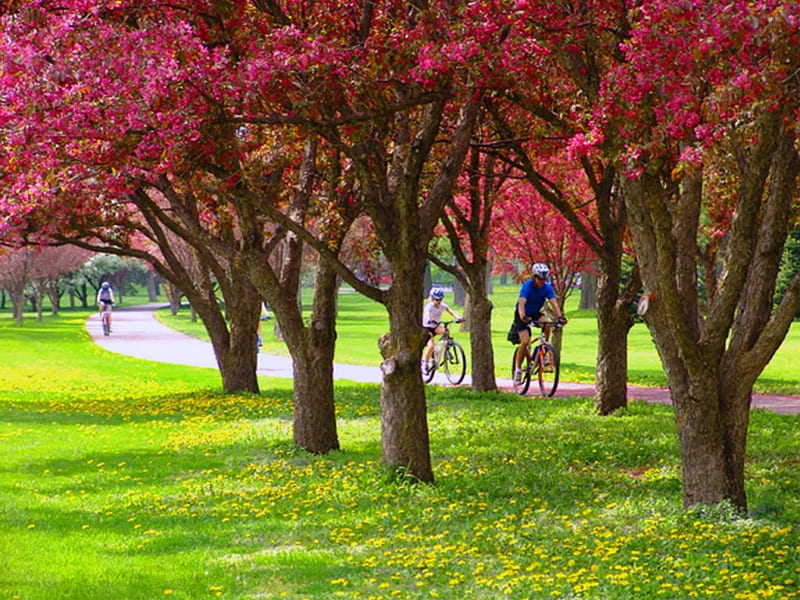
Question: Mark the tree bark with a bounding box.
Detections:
[579,267,598,310]
[594,256,638,415]
[10,287,24,325]
[434,140,499,393]
[289,261,340,454]
[621,114,800,509]
[191,276,262,395]
[379,278,433,481]
[593,307,630,414]
[146,272,160,302]
[468,291,496,392]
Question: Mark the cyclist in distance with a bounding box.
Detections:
[96,281,115,331]
[512,263,567,384]
[422,287,463,373]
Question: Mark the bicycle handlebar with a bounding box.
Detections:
[528,320,565,329]
[438,319,465,326]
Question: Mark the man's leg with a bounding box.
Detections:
[515,329,530,370]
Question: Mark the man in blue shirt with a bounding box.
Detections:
[511,263,567,384]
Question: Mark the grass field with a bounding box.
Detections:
[157,284,800,395]
[1,303,799,599]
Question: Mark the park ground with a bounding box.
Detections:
[1,292,798,599]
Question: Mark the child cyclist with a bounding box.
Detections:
[422,287,464,373]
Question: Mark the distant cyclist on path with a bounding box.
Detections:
[96,282,115,332]
[511,263,567,384]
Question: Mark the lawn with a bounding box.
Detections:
[1,308,799,599]
[157,283,800,395]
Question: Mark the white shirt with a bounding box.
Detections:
[423,300,453,327]
[97,287,115,304]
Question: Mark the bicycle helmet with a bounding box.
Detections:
[532,263,550,280]
[430,287,445,300]
[101,282,110,289]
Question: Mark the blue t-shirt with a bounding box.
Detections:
[518,279,556,317]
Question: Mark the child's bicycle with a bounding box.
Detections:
[100,303,113,336]
[512,321,563,396]
[422,320,467,385]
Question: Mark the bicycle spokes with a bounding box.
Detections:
[512,346,531,395]
[443,341,466,385]
[534,344,559,397]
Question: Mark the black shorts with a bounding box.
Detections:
[511,308,543,336]
[424,325,438,337]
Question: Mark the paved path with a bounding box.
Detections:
[87,304,800,415]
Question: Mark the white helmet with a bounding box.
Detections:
[532,263,550,280]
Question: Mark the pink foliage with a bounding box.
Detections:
[601,0,800,173]
[0,0,522,240]
[1,0,797,249]
[491,179,595,300]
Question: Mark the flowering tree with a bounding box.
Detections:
[0,247,35,324]
[0,1,269,395]
[481,0,643,415]
[609,0,800,510]
[227,1,507,480]
[0,1,356,454]
[429,131,514,392]
[0,1,510,476]
[28,245,92,317]
[0,245,87,321]
[492,180,595,303]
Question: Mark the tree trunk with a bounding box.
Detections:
[213,326,260,394]
[620,116,800,511]
[35,289,44,321]
[579,267,598,310]
[167,282,182,315]
[594,317,628,414]
[665,359,751,509]
[47,282,60,315]
[192,279,262,395]
[10,287,24,325]
[468,292,496,392]
[594,260,637,415]
[379,280,433,482]
[291,346,339,453]
[289,262,340,454]
[146,272,159,301]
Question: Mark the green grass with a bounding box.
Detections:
[157,284,800,395]
[1,309,799,599]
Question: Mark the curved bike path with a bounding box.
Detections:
[87,304,800,416]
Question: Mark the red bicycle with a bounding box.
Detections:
[512,322,562,397]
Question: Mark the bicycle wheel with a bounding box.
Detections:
[511,346,531,395]
[443,341,466,385]
[102,314,110,336]
[534,343,559,397]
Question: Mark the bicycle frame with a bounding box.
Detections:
[423,320,467,385]
[100,303,113,336]
[513,321,562,397]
